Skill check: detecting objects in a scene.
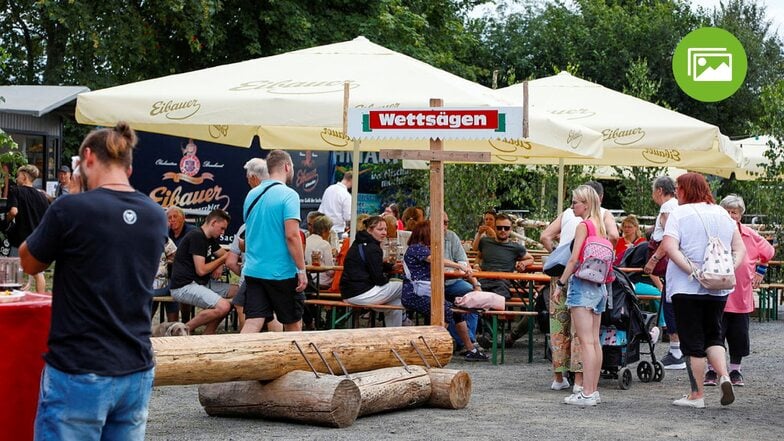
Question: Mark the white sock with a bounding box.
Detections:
[669,342,682,358]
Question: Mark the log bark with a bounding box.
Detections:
[198,371,361,428]
[427,368,472,409]
[350,366,431,417]
[152,326,452,386]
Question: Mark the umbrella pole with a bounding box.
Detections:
[350,139,360,244]
[557,159,564,214]
[343,81,359,245]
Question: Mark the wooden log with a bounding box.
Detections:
[198,372,360,428]
[427,368,472,409]
[350,366,431,417]
[152,326,452,386]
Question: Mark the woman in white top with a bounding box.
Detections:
[304,215,336,288]
[660,173,745,408]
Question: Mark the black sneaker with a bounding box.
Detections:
[729,370,744,386]
[464,348,489,362]
[704,369,718,386]
[661,352,686,370]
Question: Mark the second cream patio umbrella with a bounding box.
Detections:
[494,71,743,210]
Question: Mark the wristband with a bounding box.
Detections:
[556,279,565,288]
[756,265,768,276]
[296,268,306,274]
[651,255,661,262]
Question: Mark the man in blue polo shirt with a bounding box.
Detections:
[241,150,307,333]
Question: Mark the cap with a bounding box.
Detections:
[58,165,71,173]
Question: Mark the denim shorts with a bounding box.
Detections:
[35,364,154,440]
[566,275,608,314]
[171,280,230,309]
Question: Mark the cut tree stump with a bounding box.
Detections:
[152,326,452,386]
[427,368,472,409]
[350,366,432,417]
[198,371,361,428]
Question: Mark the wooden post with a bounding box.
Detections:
[429,98,445,327]
[152,326,453,386]
[198,372,361,428]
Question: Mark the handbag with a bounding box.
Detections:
[455,290,505,311]
[682,206,736,290]
[543,242,572,277]
[646,240,669,276]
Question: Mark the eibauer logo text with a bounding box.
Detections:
[150,99,201,120]
[602,127,645,145]
[229,80,359,94]
[641,148,682,164]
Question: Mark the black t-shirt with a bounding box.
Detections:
[170,227,221,289]
[25,189,167,376]
[169,222,196,247]
[7,185,50,247]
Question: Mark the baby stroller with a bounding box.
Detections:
[600,267,664,389]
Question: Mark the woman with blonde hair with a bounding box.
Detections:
[554,185,610,406]
[614,214,645,266]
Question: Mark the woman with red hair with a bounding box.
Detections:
[659,173,746,408]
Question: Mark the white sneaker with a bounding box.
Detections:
[565,391,599,406]
[673,394,705,408]
[551,378,571,391]
[649,326,661,344]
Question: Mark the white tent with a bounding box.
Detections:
[691,136,780,180]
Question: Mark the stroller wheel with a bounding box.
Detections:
[637,361,653,383]
[619,367,632,390]
[653,361,665,382]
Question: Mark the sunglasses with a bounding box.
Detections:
[496,226,511,231]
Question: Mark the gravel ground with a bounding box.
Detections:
[146,317,784,441]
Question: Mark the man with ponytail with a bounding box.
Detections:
[20,122,168,440]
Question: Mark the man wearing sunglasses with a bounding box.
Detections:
[474,213,534,299]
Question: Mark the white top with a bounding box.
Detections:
[318,182,351,234]
[663,203,736,300]
[556,207,607,249]
[652,197,678,242]
[305,234,335,287]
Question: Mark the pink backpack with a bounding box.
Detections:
[575,220,616,284]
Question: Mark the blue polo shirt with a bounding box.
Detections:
[242,180,301,280]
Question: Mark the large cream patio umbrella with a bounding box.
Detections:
[76,37,602,160]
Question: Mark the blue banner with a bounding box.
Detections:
[131,132,332,242]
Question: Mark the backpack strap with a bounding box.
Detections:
[244,182,282,220]
[582,219,597,237]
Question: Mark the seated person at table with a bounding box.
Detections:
[170,209,237,334]
[305,215,336,289]
[340,216,403,327]
[167,206,196,246]
[402,221,488,361]
[443,211,481,352]
[152,237,179,323]
[475,213,534,298]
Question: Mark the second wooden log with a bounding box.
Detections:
[350,366,431,417]
[427,368,472,409]
[198,372,361,428]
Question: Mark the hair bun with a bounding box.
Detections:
[114,121,137,144]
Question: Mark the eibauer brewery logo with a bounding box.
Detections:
[229,79,359,95]
[602,127,645,146]
[550,108,597,120]
[320,128,351,148]
[150,139,230,211]
[150,99,201,120]
[641,148,682,164]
